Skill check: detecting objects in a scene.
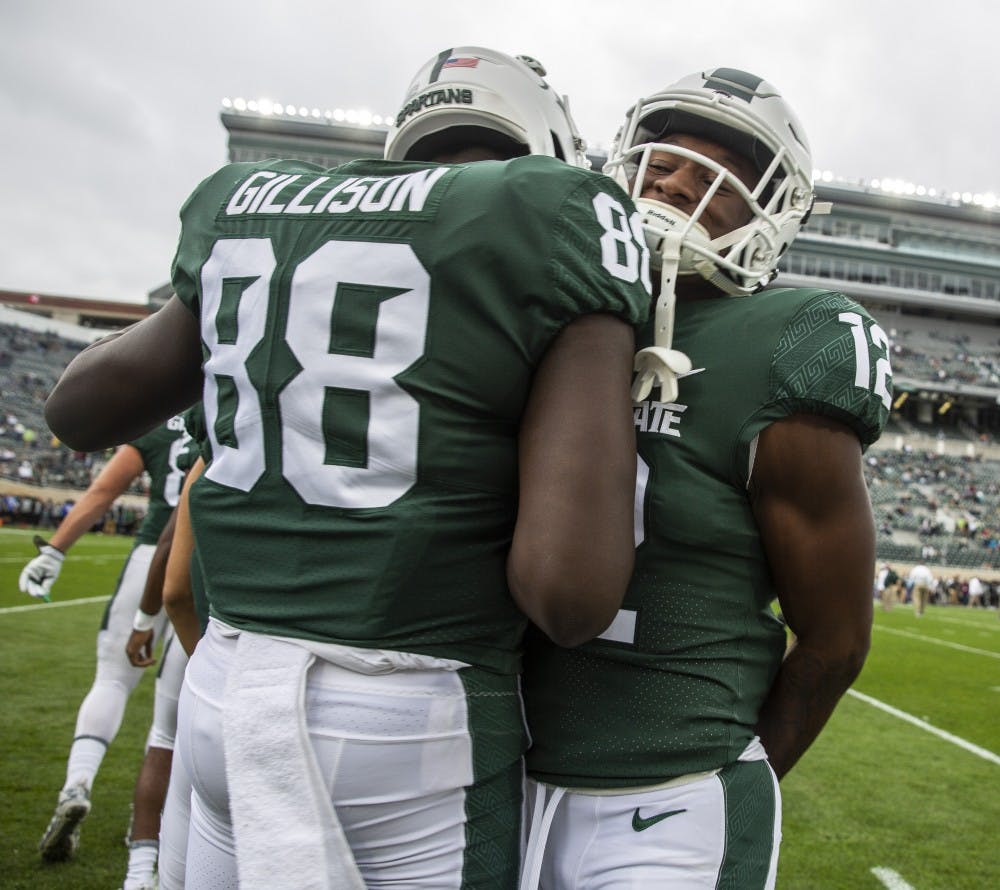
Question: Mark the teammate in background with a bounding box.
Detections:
[156,456,207,890]
[521,68,890,889]
[119,404,203,890]
[119,506,186,890]
[45,46,649,889]
[18,417,194,862]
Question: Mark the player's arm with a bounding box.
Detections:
[126,505,179,667]
[45,296,203,453]
[750,414,875,779]
[508,313,637,648]
[19,444,145,599]
[163,457,204,656]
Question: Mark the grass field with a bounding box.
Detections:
[1,525,998,889]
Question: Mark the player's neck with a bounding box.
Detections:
[655,276,723,303]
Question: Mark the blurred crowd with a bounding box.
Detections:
[889,327,1000,389]
[874,563,999,609]
[1,492,146,536]
[865,447,1000,571]
[4,319,1000,565]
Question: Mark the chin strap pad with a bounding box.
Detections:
[631,232,693,403]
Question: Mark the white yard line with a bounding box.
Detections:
[933,614,1000,631]
[874,625,1000,659]
[848,689,1000,766]
[0,596,108,614]
[871,867,916,890]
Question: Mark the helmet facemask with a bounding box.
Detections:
[605,70,819,403]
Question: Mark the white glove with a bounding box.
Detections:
[18,535,65,601]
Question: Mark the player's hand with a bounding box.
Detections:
[126,628,157,667]
[18,535,65,601]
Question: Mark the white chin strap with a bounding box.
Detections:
[631,229,692,403]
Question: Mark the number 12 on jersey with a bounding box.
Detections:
[839,311,892,409]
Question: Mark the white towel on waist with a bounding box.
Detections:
[222,630,365,890]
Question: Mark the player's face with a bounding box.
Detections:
[637,134,757,240]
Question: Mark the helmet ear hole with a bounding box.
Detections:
[550,131,566,161]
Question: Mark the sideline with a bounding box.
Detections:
[933,614,1000,631]
[0,595,108,615]
[871,867,915,890]
[847,689,1000,766]
[874,625,1000,659]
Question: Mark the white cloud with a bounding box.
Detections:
[1,0,996,301]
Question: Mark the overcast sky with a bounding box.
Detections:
[2,0,997,304]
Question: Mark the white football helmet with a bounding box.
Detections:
[605,67,817,296]
[384,46,589,167]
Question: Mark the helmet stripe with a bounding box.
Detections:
[428,49,455,85]
[704,68,764,103]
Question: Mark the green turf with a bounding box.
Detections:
[1,528,153,890]
[1,526,998,888]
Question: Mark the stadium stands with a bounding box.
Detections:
[2,305,999,575]
[0,320,148,499]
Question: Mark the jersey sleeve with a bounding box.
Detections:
[736,290,891,482]
[548,172,652,327]
[768,291,891,447]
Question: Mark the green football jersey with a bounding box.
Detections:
[524,287,891,786]
[180,402,211,632]
[130,415,196,545]
[170,155,651,674]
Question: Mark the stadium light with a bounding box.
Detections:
[220,97,390,129]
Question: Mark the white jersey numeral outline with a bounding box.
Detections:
[592,192,652,293]
[200,237,429,509]
[839,311,892,409]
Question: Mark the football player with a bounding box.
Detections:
[19,416,195,863]
[521,68,891,889]
[45,47,651,889]
[118,405,204,890]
